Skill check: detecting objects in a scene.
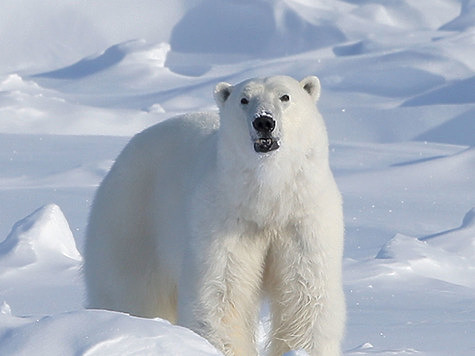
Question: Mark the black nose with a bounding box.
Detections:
[252,115,275,133]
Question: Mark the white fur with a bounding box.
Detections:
[84,76,345,356]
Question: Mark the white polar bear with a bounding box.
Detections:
[84,76,345,356]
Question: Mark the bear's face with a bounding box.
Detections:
[214,76,321,155]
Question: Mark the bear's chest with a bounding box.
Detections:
[219,165,318,229]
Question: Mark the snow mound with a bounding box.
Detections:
[346,342,420,355]
[0,204,81,269]
[0,73,46,94]
[376,208,475,288]
[35,40,170,80]
[0,0,186,73]
[34,41,137,80]
[165,0,347,75]
[0,309,222,356]
[376,234,431,260]
[0,301,12,316]
[0,73,154,136]
[169,0,345,57]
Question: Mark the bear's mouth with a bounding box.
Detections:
[254,137,279,153]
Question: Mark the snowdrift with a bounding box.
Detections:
[376,208,475,288]
[0,204,81,269]
[0,0,472,143]
[0,309,222,356]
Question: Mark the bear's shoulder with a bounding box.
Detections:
[120,111,219,164]
[131,111,218,147]
[140,111,219,141]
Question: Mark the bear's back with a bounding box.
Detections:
[131,112,219,164]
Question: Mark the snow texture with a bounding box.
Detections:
[0,0,474,355]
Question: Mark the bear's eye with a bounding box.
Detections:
[240,98,249,105]
[280,94,290,102]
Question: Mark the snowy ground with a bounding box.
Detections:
[0,1,474,355]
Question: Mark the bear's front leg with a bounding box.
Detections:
[193,233,269,356]
[265,221,345,356]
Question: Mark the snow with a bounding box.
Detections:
[0,204,81,267]
[0,310,221,356]
[0,0,474,355]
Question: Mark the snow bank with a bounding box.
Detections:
[1,0,473,143]
[0,0,189,73]
[376,208,475,288]
[0,310,222,356]
[169,0,345,58]
[0,204,85,316]
[0,204,81,269]
[34,40,170,80]
[0,206,221,355]
[0,73,156,136]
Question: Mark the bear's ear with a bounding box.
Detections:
[214,82,233,109]
[300,76,321,102]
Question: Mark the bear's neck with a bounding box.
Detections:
[215,143,331,228]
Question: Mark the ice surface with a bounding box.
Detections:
[0,0,474,355]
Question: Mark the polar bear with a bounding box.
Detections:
[84,76,345,356]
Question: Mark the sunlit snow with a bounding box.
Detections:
[0,0,473,355]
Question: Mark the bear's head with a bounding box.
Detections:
[214,76,323,157]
